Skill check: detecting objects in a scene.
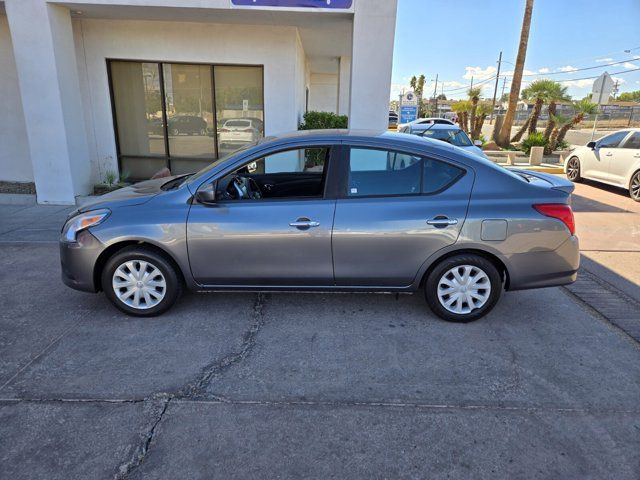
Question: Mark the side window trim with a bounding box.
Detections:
[338,145,467,199]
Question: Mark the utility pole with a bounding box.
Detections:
[470,76,474,91]
[432,74,439,117]
[490,51,502,124]
[499,77,507,114]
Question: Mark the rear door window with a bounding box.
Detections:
[346,147,463,197]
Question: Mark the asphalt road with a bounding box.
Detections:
[1,190,640,478]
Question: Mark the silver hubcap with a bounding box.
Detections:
[112,260,166,310]
[631,173,640,200]
[567,158,579,180]
[437,265,491,315]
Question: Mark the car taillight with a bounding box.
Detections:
[533,204,575,235]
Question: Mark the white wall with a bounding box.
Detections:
[73,18,302,183]
[308,73,338,113]
[0,14,32,182]
[349,0,398,130]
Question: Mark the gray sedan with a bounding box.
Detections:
[60,130,579,322]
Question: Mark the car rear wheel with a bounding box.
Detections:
[102,247,181,317]
[630,171,640,202]
[425,254,502,323]
[566,156,582,182]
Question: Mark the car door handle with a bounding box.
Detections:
[427,216,458,228]
[605,152,613,156]
[289,218,320,229]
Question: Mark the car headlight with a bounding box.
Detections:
[61,209,110,243]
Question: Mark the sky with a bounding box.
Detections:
[390,0,640,102]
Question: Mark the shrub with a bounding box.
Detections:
[299,111,348,130]
[521,132,547,155]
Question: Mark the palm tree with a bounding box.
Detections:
[496,0,535,147]
[542,82,570,148]
[472,102,493,140]
[468,87,482,139]
[452,100,471,133]
[511,79,561,143]
[549,99,597,151]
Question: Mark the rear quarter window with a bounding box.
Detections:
[423,158,465,193]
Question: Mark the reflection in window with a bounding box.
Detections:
[215,66,264,156]
[162,64,215,167]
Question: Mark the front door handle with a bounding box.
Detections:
[605,152,613,156]
[427,216,458,228]
[289,218,320,229]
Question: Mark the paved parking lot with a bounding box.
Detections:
[1,181,639,479]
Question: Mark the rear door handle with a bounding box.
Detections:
[289,218,320,229]
[427,216,458,228]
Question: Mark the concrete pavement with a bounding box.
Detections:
[1,185,640,479]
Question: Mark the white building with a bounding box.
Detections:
[0,0,398,204]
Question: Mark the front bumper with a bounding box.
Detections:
[506,235,580,291]
[60,230,105,293]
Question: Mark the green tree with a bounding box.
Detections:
[549,99,597,150]
[410,74,427,116]
[468,87,482,140]
[617,90,640,102]
[496,0,535,147]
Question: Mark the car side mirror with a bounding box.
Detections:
[474,140,483,147]
[195,181,217,204]
[587,141,597,149]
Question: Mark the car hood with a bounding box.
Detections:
[77,177,176,213]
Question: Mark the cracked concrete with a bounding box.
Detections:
[1,237,640,478]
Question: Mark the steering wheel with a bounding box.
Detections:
[226,175,262,200]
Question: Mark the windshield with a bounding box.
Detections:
[187,141,259,184]
[420,128,472,147]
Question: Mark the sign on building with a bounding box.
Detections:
[399,91,418,124]
[591,72,614,106]
[231,0,353,8]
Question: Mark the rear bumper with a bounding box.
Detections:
[506,235,580,291]
[60,230,104,293]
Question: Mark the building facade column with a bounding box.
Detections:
[338,55,351,116]
[349,0,397,130]
[5,0,90,204]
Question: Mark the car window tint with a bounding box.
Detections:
[598,131,628,148]
[216,147,329,201]
[622,132,640,149]
[423,159,464,193]
[347,148,421,197]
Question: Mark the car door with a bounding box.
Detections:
[609,131,639,186]
[332,146,473,287]
[187,145,337,286]
[589,131,629,181]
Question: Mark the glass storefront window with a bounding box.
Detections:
[109,61,264,180]
[215,66,264,156]
[110,61,166,178]
[162,64,216,174]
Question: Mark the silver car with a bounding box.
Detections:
[399,123,491,160]
[60,130,579,322]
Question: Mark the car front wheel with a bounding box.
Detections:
[425,254,502,323]
[102,247,182,317]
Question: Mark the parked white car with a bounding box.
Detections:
[564,129,640,201]
[218,118,263,148]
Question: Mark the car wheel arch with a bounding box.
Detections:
[93,240,186,292]
[417,247,510,291]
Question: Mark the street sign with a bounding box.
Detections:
[399,91,418,124]
[243,99,249,111]
[231,0,353,8]
[591,72,614,105]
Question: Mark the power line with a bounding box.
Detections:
[516,58,639,77]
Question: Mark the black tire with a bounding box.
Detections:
[630,170,640,202]
[424,254,502,323]
[101,247,182,317]
[566,156,582,182]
